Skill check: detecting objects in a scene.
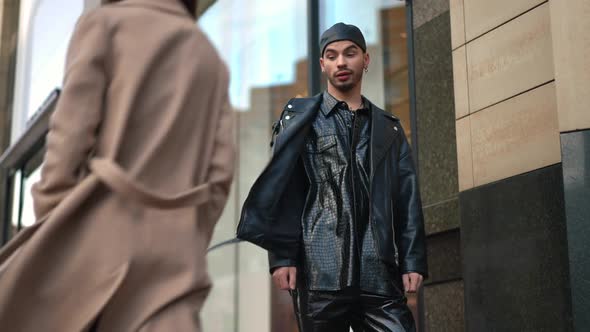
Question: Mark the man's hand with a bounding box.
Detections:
[272,266,297,290]
[402,272,423,293]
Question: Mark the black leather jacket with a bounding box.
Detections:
[237,93,428,278]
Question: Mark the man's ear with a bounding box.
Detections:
[319,57,325,73]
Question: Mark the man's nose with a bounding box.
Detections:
[336,55,347,67]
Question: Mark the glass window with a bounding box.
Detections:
[9,170,23,237]
[11,0,97,142]
[5,0,100,240]
[8,166,40,240]
[199,1,308,110]
[20,167,41,228]
[199,1,308,331]
[320,0,413,143]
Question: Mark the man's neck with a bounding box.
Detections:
[327,85,363,110]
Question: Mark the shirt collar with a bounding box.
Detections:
[320,91,369,117]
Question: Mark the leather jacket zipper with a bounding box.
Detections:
[391,203,399,266]
[368,164,383,264]
[349,112,362,266]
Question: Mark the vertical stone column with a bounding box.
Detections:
[412,0,464,330]
[0,0,20,242]
[550,0,590,330]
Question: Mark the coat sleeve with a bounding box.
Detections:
[31,12,109,220]
[199,94,236,240]
[395,126,428,278]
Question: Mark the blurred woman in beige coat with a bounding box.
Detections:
[0,0,235,330]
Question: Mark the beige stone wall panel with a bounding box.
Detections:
[453,46,469,119]
[470,82,560,186]
[450,0,466,49]
[464,0,546,41]
[466,3,554,113]
[456,116,474,191]
[550,0,590,132]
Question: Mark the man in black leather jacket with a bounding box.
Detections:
[237,22,427,331]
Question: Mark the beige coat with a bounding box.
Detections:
[0,0,235,331]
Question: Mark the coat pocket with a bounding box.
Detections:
[306,135,336,153]
[315,135,336,152]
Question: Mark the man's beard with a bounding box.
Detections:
[328,70,363,93]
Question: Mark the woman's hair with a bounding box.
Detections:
[102,0,198,18]
[179,0,197,17]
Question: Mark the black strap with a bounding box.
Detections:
[207,237,243,253]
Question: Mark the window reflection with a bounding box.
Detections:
[8,165,41,240]
[199,0,308,111]
[199,1,308,331]
[10,170,22,236]
[15,0,83,125]
[321,0,412,143]
[21,167,41,228]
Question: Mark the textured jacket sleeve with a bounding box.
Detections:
[31,12,108,220]
[395,127,428,278]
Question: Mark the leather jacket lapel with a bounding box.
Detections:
[370,103,399,178]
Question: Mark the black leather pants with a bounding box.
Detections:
[290,286,415,332]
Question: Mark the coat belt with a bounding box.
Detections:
[89,158,210,209]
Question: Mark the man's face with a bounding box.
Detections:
[320,40,370,93]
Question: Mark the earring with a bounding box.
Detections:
[364,67,368,73]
